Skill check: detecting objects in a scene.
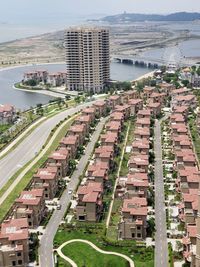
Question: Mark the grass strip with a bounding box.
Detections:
[0,114,78,222]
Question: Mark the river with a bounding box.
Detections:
[0,62,151,110]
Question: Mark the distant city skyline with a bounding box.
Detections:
[0,0,200,22]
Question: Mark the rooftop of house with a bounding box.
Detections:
[134,127,150,136]
[127,172,148,182]
[179,167,199,177]
[147,102,161,108]
[126,176,148,187]
[82,107,96,114]
[101,132,118,143]
[143,86,155,92]
[132,140,149,149]
[129,154,149,166]
[173,134,190,142]
[106,121,121,130]
[60,135,78,145]
[137,109,151,116]
[16,189,44,206]
[77,182,103,203]
[170,114,185,122]
[173,106,188,113]
[35,166,58,180]
[115,104,130,112]
[0,104,14,113]
[87,162,109,172]
[175,149,194,157]
[110,112,124,120]
[136,118,151,125]
[95,145,114,154]
[91,168,107,178]
[174,94,195,102]
[49,147,69,160]
[69,124,86,133]
[172,88,191,95]
[109,95,120,101]
[187,225,197,238]
[183,195,198,211]
[128,99,143,105]
[0,218,29,242]
[75,115,91,123]
[94,100,106,107]
[122,198,148,216]
[150,92,163,98]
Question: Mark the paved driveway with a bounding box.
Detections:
[39,117,108,267]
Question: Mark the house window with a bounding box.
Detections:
[137,233,141,238]
[28,215,31,219]
[79,216,85,221]
[137,226,141,230]
[17,252,22,257]
[18,260,23,265]
[131,233,135,238]
[12,261,16,266]
[28,222,32,227]
[45,194,48,198]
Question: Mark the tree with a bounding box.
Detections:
[182,80,190,87]
[65,95,71,100]
[197,67,200,76]
[24,79,37,87]
[147,218,155,236]
[191,65,196,72]
[74,96,81,104]
[68,159,76,174]
[175,240,183,252]
[27,110,34,121]
[56,97,64,109]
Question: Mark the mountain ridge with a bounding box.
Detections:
[102,12,200,22]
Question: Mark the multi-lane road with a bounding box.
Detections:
[0,102,93,190]
[39,117,108,267]
[154,118,168,267]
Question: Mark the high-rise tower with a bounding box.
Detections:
[65,27,110,93]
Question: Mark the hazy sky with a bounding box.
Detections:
[1,0,200,20]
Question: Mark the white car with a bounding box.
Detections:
[68,189,73,195]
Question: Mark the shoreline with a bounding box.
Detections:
[0,62,155,99]
[132,70,155,82]
[0,61,65,72]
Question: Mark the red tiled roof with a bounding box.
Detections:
[60,135,78,145]
[16,189,44,206]
[187,225,197,238]
[122,198,148,216]
[0,218,29,241]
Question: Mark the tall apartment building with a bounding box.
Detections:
[65,27,110,93]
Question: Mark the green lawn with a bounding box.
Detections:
[0,124,11,134]
[54,227,154,267]
[60,242,129,267]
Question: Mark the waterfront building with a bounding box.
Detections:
[65,27,110,93]
[0,104,15,124]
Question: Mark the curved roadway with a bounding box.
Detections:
[0,102,93,189]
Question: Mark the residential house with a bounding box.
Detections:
[75,182,103,222]
[118,197,147,240]
[0,218,29,267]
[14,189,46,228]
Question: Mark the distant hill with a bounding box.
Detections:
[102,12,200,23]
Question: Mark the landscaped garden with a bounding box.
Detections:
[54,224,154,267]
[60,241,130,267]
